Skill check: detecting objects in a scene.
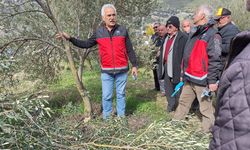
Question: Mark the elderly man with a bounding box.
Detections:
[155,25,168,95]
[56,4,138,119]
[173,5,222,133]
[151,22,161,91]
[151,22,161,45]
[158,16,188,112]
[215,8,240,68]
[181,19,192,35]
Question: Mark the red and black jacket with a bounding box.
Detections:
[183,24,222,86]
[69,24,137,74]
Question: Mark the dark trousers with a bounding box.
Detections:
[153,67,160,90]
[164,64,180,112]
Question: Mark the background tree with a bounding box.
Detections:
[0,0,157,120]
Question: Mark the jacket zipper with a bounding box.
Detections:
[109,31,116,74]
[202,58,207,72]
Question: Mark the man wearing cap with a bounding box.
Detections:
[215,8,240,69]
[158,16,188,112]
[173,5,222,133]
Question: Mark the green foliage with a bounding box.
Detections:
[0,96,53,149]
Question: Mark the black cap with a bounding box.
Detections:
[214,8,231,20]
[166,16,180,29]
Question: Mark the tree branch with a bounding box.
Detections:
[0,37,64,53]
[0,10,46,22]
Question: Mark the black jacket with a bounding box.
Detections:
[158,31,188,84]
[218,22,240,59]
[210,31,250,150]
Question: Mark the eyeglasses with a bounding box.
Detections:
[215,16,226,21]
[166,25,174,29]
[153,26,158,29]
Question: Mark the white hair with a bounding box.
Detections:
[101,4,117,16]
[198,5,213,20]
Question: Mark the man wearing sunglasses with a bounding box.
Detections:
[151,22,161,45]
[158,16,188,112]
[215,8,240,70]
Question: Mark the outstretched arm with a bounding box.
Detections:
[56,32,97,48]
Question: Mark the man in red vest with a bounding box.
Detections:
[173,5,222,133]
[56,4,138,119]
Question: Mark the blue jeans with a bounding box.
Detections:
[101,72,128,119]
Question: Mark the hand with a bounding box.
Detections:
[156,51,160,57]
[131,67,138,77]
[209,83,218,92]
[180,77,183,82]
[55,32,70,40]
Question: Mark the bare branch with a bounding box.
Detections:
[12,41,28,57]
[0,10,45,22]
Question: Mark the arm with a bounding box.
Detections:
[125,30,138,76]
[125,31,138,68]
[178,34,188,81]
[207,33,222,91]
[69,32,97,49]
[221,27,240,55]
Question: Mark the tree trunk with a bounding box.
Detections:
[64,43,92,120]
[35,0,92,121]
[78,51,84,82]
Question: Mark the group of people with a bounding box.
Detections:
[56,1,250,149]
[151,1,250,149]
[151,5,241,133]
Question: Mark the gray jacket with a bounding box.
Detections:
[210,31,250,150]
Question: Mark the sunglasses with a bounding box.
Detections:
[166,25,174,29]
[153,26,158,29]
[215,16,226,21]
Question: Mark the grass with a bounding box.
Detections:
[2,69,210,149]
[48,69,168,120]
[45,69,210,149]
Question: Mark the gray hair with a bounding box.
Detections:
[101,4,117,16]
[198,5,213,20]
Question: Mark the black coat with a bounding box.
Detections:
[158,31,188,84]
[210,31,250,150]
[219,22,240,58]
